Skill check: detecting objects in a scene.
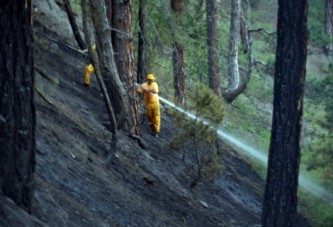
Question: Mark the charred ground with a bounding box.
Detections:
[0,1,309,226]
[30,27,263,226]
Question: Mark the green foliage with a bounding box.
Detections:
[298,192,333,227]
[306,75,333,108]
[308,0,326,47]
[202,150,224,181]
[170,83,224,150]
[300,72,333,227]
[69,0,82,14]
[304,73,333,186]
[248,75,273,102]
[306,129,333,187]
[182,3,212,84]
[170,83,224,186]
[246,0,277,28]
[132,0,331,222]
[246,0,261,8]
[232,95,256,115]
[50,77,60,85]
[314,132,333,167]
[189,83,224,126]
[252,39,275,65]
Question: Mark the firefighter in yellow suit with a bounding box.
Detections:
[83,44,96,86]
[137,74,161,137]
[84,63,94,86]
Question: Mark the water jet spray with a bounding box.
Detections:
[159,96,333,206]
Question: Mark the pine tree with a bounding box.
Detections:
[170,83,224,187]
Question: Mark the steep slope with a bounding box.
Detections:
[0,1,308,226]
[32,1,263,226]
[31,28,263,226]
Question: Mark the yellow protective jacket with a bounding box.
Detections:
[137,82,159,105]
[137,82,160,133]
[84,64,94,85]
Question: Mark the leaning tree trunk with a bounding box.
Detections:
[171,0,186,105]
[111,0,140,135]
[0,0,35,212]
[262,0,308,226]
[324,0,333,56]
[81,0,118,153]
[137,0,148,83]
[89,0,129,128]
[63,0,86,50]
[206,0,221,97]
[222,5,253,103]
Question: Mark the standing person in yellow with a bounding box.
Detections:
[137,74,161,137]
[84,63,94,86]
[82,44,96,86]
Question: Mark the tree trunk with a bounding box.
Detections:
[137,0,148,83]
[239,8,253,92]
[324,0,333,56]
[222,6,254,103]
[262,1,308,226]
[171,0,182,13]
[111,0,140,135]
[171,0,186,105]
[173,43,186,105]
[225,0,241,92]
[105,0,112,24]
[63,0,86,50]
[89,0,129,128]
[0,0,35,212]
[81,0,118,153]
[206,0,221,97]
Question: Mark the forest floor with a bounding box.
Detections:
[0,0,310,226]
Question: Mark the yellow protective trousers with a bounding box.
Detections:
[84,64,94,85]
[146,103,160,133]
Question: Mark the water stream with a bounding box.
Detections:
[159,96,333,205]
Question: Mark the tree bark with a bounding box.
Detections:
[81,0,118,152]
[225,0,241,92]
[173,43,186,105]
[110,0,140,135]
[262,1,308,226]
[239,8,253,92]
[63,0,86,50]
[137,0,148,83]
[105,0,112,24]
[206,0,221,97]
[324,0,333,56]
[222,6,254,103]
[89,0,129,128]
[171,0,182,13]
[171,0,186,105]
[0,0,35,212]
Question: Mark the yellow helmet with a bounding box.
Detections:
[87,64,94,71]
[147,74,156,80]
